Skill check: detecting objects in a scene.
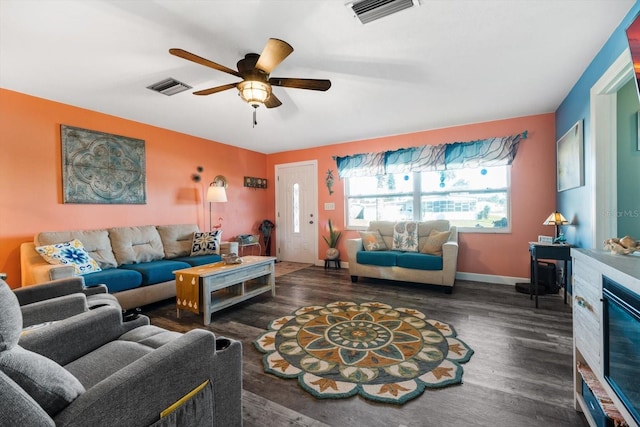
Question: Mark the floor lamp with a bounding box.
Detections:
[206,184,227,231]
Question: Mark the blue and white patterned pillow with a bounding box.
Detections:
[35,239,102,275]
[190,230,222,256]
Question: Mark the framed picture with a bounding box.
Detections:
[61,125,146,204]
[556,120,584,192]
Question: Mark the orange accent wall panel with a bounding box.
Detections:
[267,114,556,280]
[0,89,268,287]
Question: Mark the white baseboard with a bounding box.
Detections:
[456,272,528,286]
[311,261,527,285]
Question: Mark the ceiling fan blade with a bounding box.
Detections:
[269,77,331,91]
[193,83,238,96]
[264,93,282,109]
[169,48,241,78]
[255,38,294,74]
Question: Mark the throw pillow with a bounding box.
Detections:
[421,229,451,256]
[359,230,388,251]
[191,230,222,256]
[391,222,419,252]
[35,239,101,275]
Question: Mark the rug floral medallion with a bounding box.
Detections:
[253,301,474,404]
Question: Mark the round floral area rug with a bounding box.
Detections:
[253,301,474,404]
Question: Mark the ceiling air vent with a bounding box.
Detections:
[146,77,192,96]
[347,0,419,24]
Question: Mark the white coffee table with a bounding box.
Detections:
[174,255,276,325]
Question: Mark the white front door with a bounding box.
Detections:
[275,161,318,263]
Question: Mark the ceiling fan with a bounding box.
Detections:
[169,38,331,113]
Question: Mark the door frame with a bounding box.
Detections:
[274,160,319,263]
[590,49,632,247]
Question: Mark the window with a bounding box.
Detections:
[345,166,510,232]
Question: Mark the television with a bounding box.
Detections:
[626,13,640,101]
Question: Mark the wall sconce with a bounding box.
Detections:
[543,211,569,243]
[207,178,227,231]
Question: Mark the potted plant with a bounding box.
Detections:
[323,219,342,260]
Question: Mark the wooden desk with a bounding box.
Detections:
[174,256,276,325]
[529,242,571,308]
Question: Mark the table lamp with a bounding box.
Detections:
[543,211,569,243]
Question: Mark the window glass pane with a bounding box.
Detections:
[293,183,300,233]
[348,196,414,226]
[348,173,413,196]
[345,166,510,231]
[421,167,507,192]
[421,191,508,228]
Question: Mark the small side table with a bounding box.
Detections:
[324,259,340,270]
[529,242,571,308]
[238,242,261,256]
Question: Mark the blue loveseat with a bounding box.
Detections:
[346,220,458,293]
[20,224,238,310]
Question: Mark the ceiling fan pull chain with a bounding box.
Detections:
[253,107,258,127]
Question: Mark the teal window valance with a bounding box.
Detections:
[335,131,527,178]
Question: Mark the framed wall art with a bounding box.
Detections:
[556,120,584,192]
[61,125,146,204]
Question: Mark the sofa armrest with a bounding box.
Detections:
[346,238,363,261]
[13,276,86,305]
[20,242,76,285]
[54,330,217,427]
[82,284,108,296]
[442,241,459,286]
[19,306,150,365]
[20,294,89,328]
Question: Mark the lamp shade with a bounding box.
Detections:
[543,211,569,226]
[238,80,271,107]
[207,186,227,203]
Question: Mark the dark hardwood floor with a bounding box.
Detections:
[142,266,588,427]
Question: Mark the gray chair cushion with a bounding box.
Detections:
[0,279,22,352]
[0,280,85,416]
[0,346,85,416]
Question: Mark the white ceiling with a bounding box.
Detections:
[0,0,635,154]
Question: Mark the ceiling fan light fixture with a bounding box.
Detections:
[238,80,271,107]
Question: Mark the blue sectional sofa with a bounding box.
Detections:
[20,224,238,310]
[346,220,458,293]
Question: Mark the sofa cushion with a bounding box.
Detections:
[63,341,153,389]
[157,224,199,258]
[391,222,419,252]
[120,260,190,286]
[172,254,222,267]
[356,251,398,267]
[190,230,222,256]
[359,230,388,251]
[35,239,102,275]
[109,226,164,265]
[396,252,443,271]
[36,229,117,269]
[420,229,451,256]
[0,346,85,416]
[81,269,143,293]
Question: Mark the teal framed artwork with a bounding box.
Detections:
[61,125,146,204]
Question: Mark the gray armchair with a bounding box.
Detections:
[14,276,121,328]
[0,280,243,426]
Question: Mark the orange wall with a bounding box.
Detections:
[267,113,557,280]
[1,88,556,287]
[0,89,269,288]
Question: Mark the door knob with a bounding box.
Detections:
[309,220,314,224]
